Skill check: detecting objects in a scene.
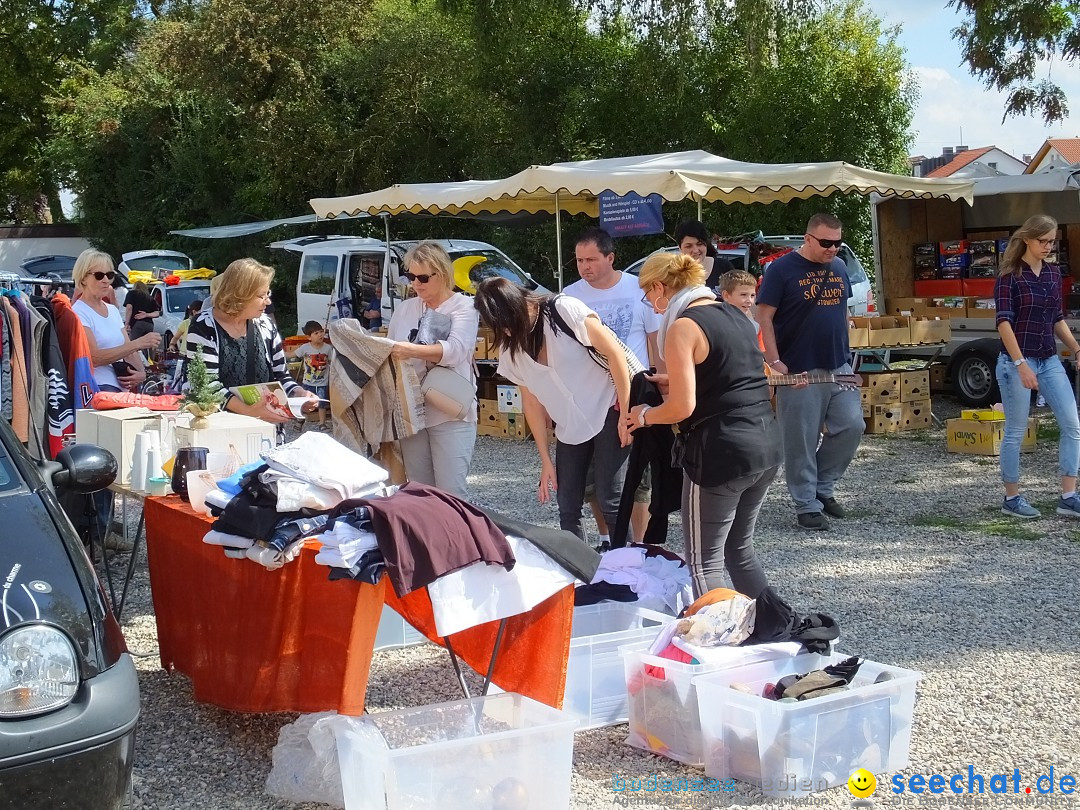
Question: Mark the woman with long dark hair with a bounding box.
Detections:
[994,214,1080,519]
[474,277,633,541]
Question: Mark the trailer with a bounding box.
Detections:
[871,167,1080,406]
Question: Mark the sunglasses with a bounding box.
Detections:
[92,271,116,281]
[404,272,432,284]
[807,233,843,249]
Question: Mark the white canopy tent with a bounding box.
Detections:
[310,150,975,287]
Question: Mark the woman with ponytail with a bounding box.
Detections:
[994,214,1080,519]
[627,253,780,598]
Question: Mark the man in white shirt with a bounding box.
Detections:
[565,227,662,546]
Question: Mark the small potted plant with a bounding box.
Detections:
[180,347,226,429]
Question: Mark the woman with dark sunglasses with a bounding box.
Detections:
[386,241,479,498]
[72,249,161,392]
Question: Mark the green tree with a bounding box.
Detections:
[950,0,1079,123]
[1,0,144,223]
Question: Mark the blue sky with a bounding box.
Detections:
[866,0,1080,161]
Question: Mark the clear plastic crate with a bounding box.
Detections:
[565,603,668,729]
[334,692,577,810]
[373,605,427,651]
[620,641,807,766]
[695,652,922,798]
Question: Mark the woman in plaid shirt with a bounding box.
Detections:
[994,214,1080,519]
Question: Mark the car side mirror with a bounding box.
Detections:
[49,445,118,494]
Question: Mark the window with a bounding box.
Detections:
[125,256,191,273]
[300,255,338,296]
[987,162,997,169]
[165,286,209,314]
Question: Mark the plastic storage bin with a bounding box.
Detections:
[620,641,807,766]
[334,692,577,810]
[695,652,922,798]
[373,605,427,651]
[564,603,668,729]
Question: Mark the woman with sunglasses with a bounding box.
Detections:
[994,214,1080,519]
[72,249,161,392]
[386,241,479,498]
[626,253,779,598]
[182,258,317,424]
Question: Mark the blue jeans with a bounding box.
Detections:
[995,354,1080,484]
[774,363,865,514]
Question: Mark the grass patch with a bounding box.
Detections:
[914,511,1044,541]
[1038,421,1061,442]
[1068,531,1080,545]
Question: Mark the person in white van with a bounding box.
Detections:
[386,241,479,499]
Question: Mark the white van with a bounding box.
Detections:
[272,236,548,332]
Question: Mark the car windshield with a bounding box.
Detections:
[126,256,191,273]
[165,286,210,314]
[0,446,18,494]
[448,250,531,289]
[838,247,869,284]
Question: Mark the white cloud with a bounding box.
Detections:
[908,64,1080,161]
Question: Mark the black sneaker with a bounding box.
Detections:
[818,496,846,519]
[797,512,830,530]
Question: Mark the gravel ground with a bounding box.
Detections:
[102,396,1080,809]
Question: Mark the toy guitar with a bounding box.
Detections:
[767,372,863,391]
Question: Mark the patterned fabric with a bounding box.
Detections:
[995,261,1063,360]
[328,318,423,458]
[182,308,300,407]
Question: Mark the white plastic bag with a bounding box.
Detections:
[265,712,346,807]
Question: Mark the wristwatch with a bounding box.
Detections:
[1013,357,1027,366]
[638,405,653,427]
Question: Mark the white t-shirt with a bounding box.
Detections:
[73,298,126,389]
[497,296,616,445]
[387,292,479,426]
[564,271,660,366]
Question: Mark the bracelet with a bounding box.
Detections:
[767,359,782,367]
[638,405,652,428]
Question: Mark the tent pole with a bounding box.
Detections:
[697,196,703,221]
[555,192,564,291]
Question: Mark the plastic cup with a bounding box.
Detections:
[186,469,216,515]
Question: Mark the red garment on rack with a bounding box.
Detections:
[51,294,99,410]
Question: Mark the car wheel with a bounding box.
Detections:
[952,349,999,407]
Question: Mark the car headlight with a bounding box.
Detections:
[0,625,79,718]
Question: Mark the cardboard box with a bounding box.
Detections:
[900,370,930,402]
[473,336,489,360]
[929,363,948,392]
[862,372,900,404]
[996,238,1010,254]
[965,297,996,317]
[884,298,925,316]
[174,412,277,465]
[946,417,1036,455]
[914,241,937,257]
[908,316,951,344]
[915,266,940,281]
[900,398,932,430]
[477,407,531,439]
[860,388,871,417]
[969,240,997,257]
[960,409,1005,421]
[75,408,162,487]
[865,403,901,434]
[496,384,522,413]
[937,266,964,279]
[867,316,909,347]
[848,317,870,349]
[967,264,998,279]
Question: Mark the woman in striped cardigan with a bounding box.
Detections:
[181,258,318,423]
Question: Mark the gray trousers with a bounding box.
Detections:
[400,420,477,500]
[774,364,864,515]
[555,408,630,540]
[683,466,777,599]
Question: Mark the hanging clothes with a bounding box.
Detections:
[30,295,74,458]
[51,293,99,410]
[2,298,30,442]
[0,300,11,424]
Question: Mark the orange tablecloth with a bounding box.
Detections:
[143,496,573,714]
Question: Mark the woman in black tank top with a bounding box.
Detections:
[625,253,781,598]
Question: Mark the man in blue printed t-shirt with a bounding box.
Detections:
[756,213,865,531]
